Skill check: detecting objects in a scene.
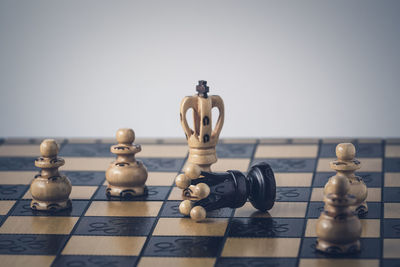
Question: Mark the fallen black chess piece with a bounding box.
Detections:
[175,162,276,221]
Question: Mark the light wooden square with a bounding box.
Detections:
[385,173,400,187]
[292,138,319,144]
[0,201,15,215]
[366,188,382,202]
[182,158,250,173]
[23,186,98,199]
[275,173,313,187]
[259,139,289,144]
[61,157,113,171]
[210,158,250,172]
[100,138,159,144]
[221,139,257,144]
[85,201,162,217]
[139,145,188,158]
[162,138,187,144]
[135,138,160,144]
[99,138,117,144]
[62,236,146,256]
[384,239,400,258]
[147,172,177,186]
[69,186,98,199]
[0,145,40,157]
[385,203,400,218]
[255,145,318,158]
[234,202,307,218]
[168,187,183,200]
[0,171,36,184]
[317,158,382,172]
[386,145,400,158]
[310,188,381,202]
[305,219,380,237]
[0,255,55,267]
[0,216,78,234]
[137,257,216,267]
[153,218,228,236]
[299,259,379,267]
[222,237,300,257]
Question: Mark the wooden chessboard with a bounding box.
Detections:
[0,137,399,267]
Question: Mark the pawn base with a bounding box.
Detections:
[316,239,360,255]
[106,185,147,199]
[30,199,72,212]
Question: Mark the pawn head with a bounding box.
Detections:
[184,164,201,179]
[336,143,356,161]
[116,128,135,144]
[324,175,350,196]
[40,139,59,157]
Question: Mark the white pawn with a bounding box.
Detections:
[316,175,362,254]
[105,128,148,198]
[330,143,368,216]
[30,139,72,211]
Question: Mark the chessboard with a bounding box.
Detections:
[0,137,399,267]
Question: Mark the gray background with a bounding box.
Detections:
[1,0,399,138]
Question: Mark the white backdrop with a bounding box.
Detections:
[1,0,399,138]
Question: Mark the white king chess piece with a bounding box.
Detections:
[180,80,224,172]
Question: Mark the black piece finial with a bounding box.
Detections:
[186,162,276,212]
[196,80,209,97]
